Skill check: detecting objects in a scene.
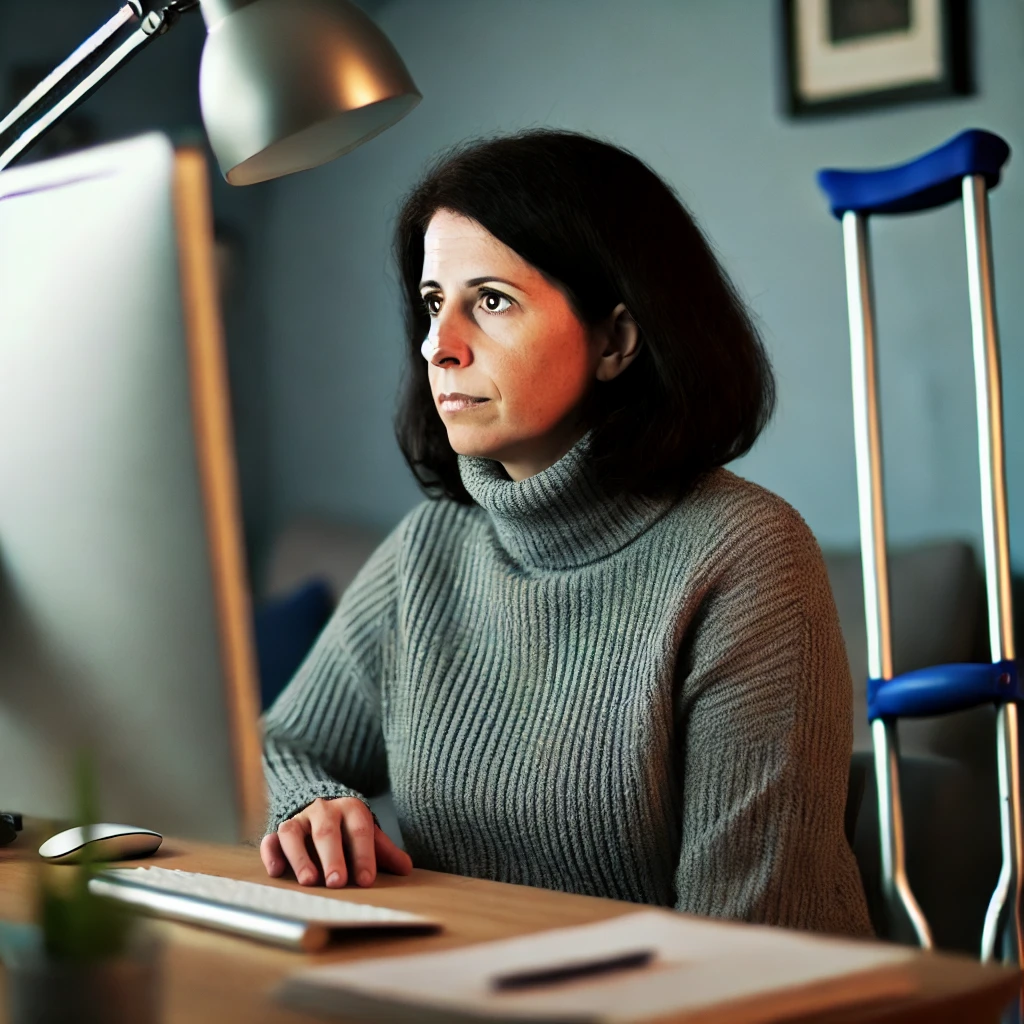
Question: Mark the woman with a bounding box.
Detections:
[260,129,872,936]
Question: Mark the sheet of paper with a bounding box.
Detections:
[279,908,918,1023]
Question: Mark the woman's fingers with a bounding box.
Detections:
[276,815,320,886]
[260,832,285,877]
[268,797,412,887]
[307,799,349,888]
[374,828,414,876]
[340,802,379,887]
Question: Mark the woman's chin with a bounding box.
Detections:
[444,426,507,460]
[445,439,498,460]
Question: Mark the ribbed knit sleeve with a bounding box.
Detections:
[261,522,402,834]
[672,497,869,934]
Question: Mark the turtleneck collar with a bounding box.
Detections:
[457,431,674,570]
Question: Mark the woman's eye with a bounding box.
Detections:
[480,290,513,315]
[421,290,512,317]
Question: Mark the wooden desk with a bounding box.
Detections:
[0,837,1018,1024]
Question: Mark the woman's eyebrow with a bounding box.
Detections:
[418,276,527,293]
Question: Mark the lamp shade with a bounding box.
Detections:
[198,0,421,185]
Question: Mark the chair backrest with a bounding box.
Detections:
[846,751,1000,953]
[828,541,1001,952]
[823,540,987,757]
[262,517,384,600]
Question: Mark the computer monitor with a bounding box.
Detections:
[0,133,264,843]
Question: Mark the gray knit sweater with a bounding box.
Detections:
[263,433,872,936]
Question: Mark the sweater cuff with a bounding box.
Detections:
[266,781,379,835]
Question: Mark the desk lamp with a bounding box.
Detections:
[0,0,421,182]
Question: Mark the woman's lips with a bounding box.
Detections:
[438,393,490,413]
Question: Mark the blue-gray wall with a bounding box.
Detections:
[259,0,1024,573]
[5,2,1022,579]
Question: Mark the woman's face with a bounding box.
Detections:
[419,209,612,481]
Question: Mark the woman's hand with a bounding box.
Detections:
[260,796,413,888]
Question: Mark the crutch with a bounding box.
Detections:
[816,129,1018,964]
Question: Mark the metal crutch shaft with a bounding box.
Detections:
[842,211,932,949]
[963,175,1022,967]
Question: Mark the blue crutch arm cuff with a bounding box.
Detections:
[867,659,1020,721]
[817,129,1011,219]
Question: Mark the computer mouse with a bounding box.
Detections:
[38,823,163,864]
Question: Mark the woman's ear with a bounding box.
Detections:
[594,303,642,382]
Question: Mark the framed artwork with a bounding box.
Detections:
[781,0,972,117]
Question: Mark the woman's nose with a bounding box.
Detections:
[422,318,472,367]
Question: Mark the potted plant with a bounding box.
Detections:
[0,756,162,1024]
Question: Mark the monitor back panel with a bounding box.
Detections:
[0,134,264,841]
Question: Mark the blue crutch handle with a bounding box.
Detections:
[817,129,1011,219]
[867,660,1021,721]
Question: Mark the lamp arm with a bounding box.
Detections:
[0,2,201,174]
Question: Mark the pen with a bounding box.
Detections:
[491,948,655,991]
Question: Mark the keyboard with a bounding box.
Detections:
[89,866,441,951]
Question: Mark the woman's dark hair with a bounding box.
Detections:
[393,128,775,504]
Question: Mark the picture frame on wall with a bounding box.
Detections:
[781,0,972,117]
